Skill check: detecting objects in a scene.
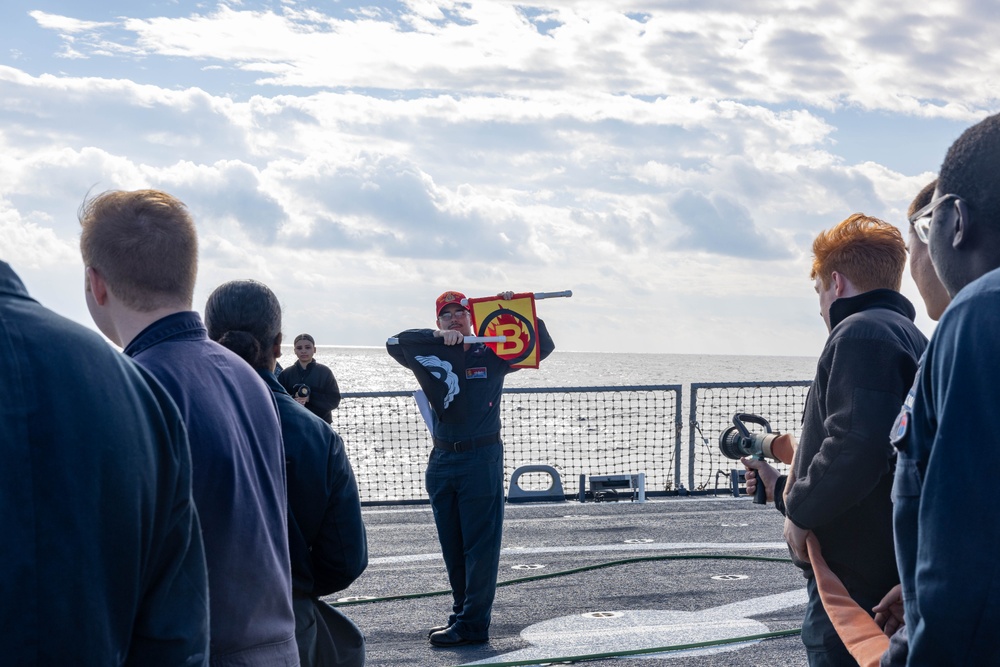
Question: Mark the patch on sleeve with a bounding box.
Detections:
[890,379,919,449]
[466,366,487,380]
[889,405,912,452]
[892,410,908,440]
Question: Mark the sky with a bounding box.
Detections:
[1,0,995,356]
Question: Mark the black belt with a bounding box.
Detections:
[432,433,501,453]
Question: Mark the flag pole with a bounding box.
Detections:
[533,290,572,300]
[386,336,507,345]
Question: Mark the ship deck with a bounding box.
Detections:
[332,495,810,666]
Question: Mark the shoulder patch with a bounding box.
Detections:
[889,401,913,451]
[891,409,909,441]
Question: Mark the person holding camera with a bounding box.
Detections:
[279,333,342,424]
[743,214,926,666]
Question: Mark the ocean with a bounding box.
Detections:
[284,346,820,394]
[284,346,819,500]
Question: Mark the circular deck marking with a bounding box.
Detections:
[521,610,769,660]
[511,564,545,570]
[721,523,749,527]
[711,574,749,581]
[336,595,375,602]
[468,590,808,664]
[624,538,654,544]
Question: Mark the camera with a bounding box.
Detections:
[719,413,783,504]
[292,384,311,399]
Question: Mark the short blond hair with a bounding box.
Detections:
[79,189,198,311]
[810,213,906,292]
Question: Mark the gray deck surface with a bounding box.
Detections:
[329,496,813,666]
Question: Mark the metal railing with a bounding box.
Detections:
[331,381,811,505]
[332,385,683,504]
[688,381,812,495]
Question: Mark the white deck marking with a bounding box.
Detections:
[465,590,808,664]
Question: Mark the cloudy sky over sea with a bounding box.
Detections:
[1,1,993,355]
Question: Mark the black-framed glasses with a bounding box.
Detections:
[908,193,963,244]
[438,310,469,322]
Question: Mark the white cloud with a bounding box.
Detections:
[22,2,999,119]
[1,1,992,355]
[0,197,79,268]
[29,10,113,35]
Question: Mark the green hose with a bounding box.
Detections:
[330,553,793,606]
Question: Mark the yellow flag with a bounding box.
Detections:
[467,293,541,368]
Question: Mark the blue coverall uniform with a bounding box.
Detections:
[890,266,1000,665]
[125,312,299,666]
[389,319,554,640]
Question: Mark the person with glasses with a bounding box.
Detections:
[902,180,953,321]
[387,290,555,647]
[742,214,926,666]
[888,113,1000,665]
[865,181,952,667]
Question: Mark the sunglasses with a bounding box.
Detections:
[438,310,469,322]
[908,193,963,244]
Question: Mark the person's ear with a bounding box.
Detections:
[272,333,282,359]
[830,271,846,298]
[952,198,969,249]
[86,267,109,306]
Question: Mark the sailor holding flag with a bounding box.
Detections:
[386,289,559,647]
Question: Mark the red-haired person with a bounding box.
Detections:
[744,214,927,666]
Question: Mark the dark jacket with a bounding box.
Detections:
[260,370,368,667]
[279,360,341,423]
[891,267,1000,664]
[125,312,298,667]
[780,289,926,596]
[259,370,367,596]
[1,261,209,666]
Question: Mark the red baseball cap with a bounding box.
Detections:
[436,291,469,316]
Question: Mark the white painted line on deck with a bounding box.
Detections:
[369,541,789,565]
